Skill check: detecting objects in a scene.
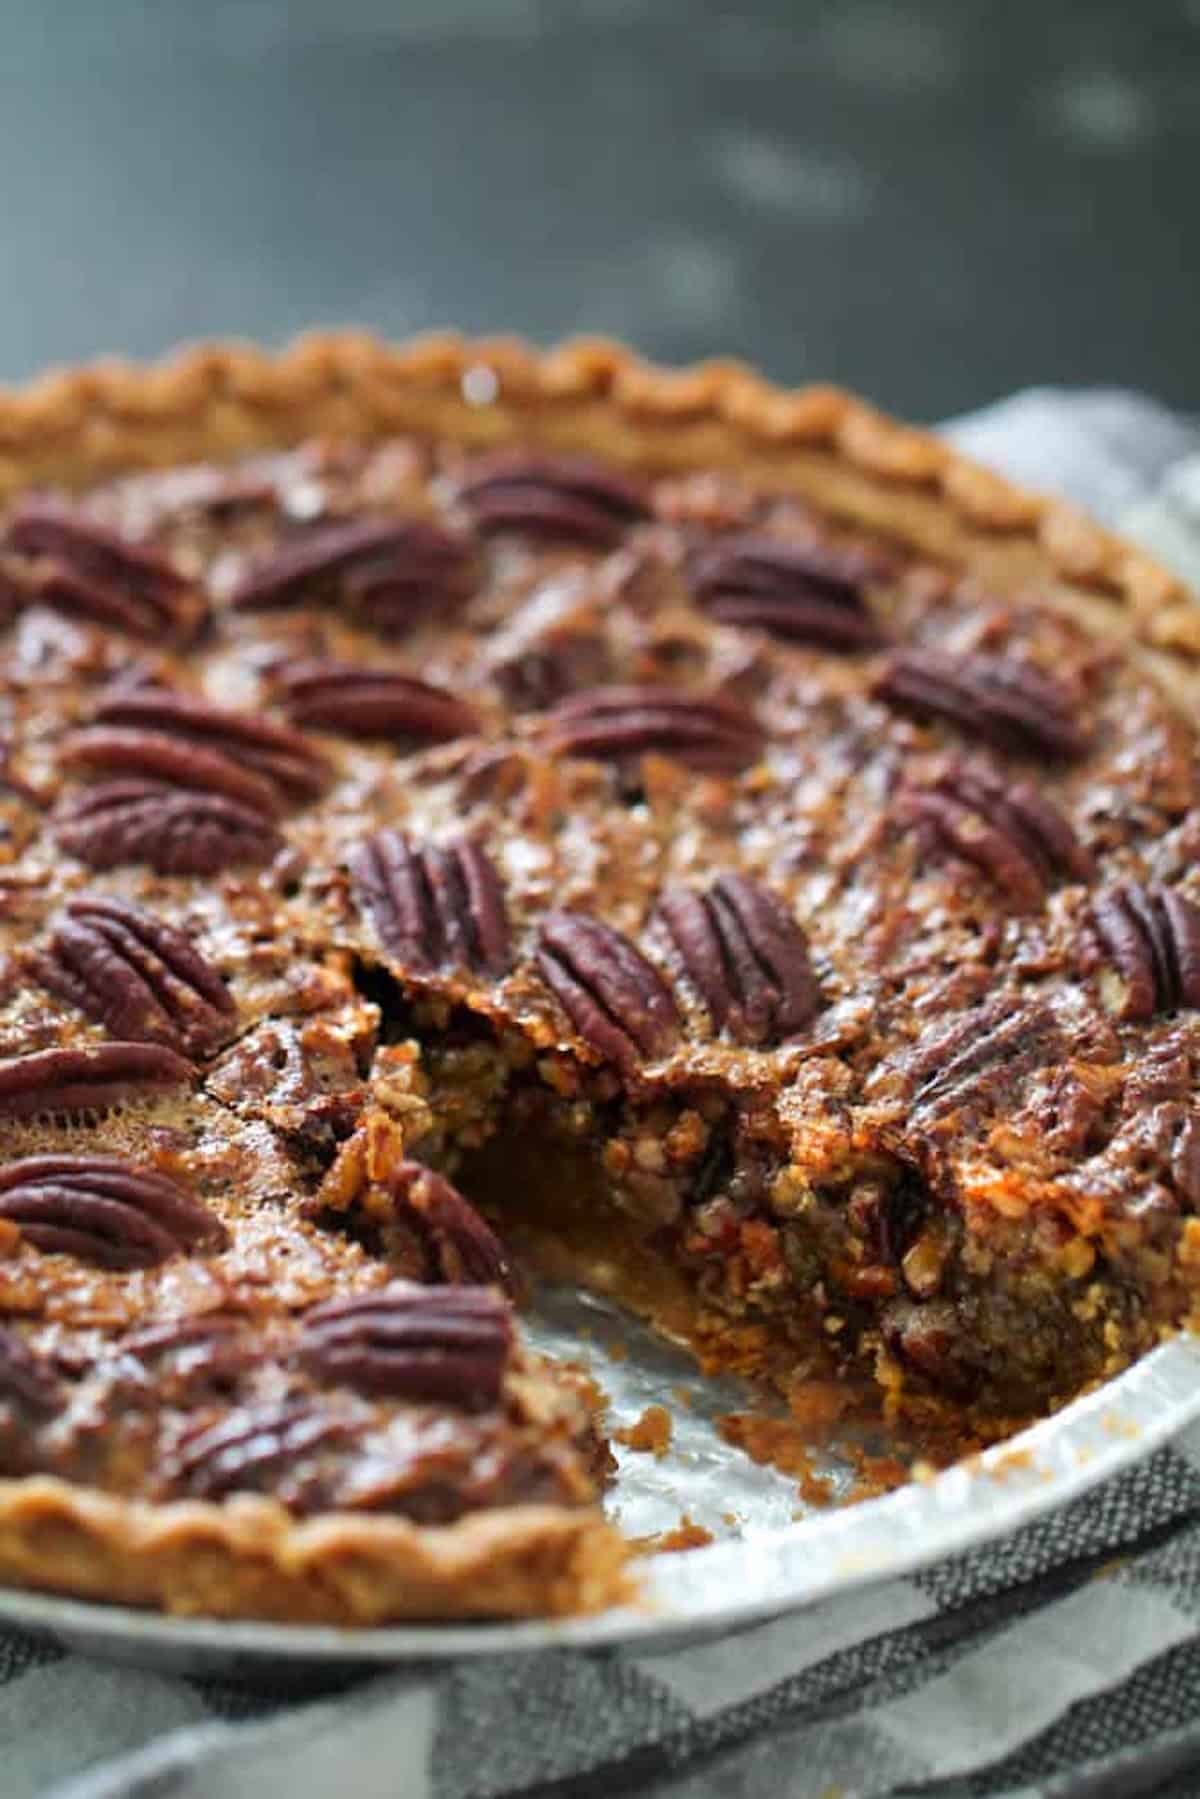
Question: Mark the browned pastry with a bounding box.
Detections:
[0,331,1196,1626]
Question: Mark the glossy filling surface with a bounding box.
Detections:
[1,425,1198,1548]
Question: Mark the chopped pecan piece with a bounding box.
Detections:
[165,1399,356,1501]
[898,996,1064,1122]
[273,661,479,746]
[492,630,612,711]
[349,830,510,976]
[658,874,821,1044]
[874,649,1087,760]
[55,780,283,874]
[390,1161,517,1292]
[0,1042,192,1118]
[0,1326,61,1416]
[1123,1041,1193,1110]
[28,898,236,1057]
[313,1122,518,1291]
[0,569,21,631]
[4,496,200,640]
[537,912,680,1074]
[299,1282,512,1408]
[689,533,885,650]
[487,580,613,710]
[1105,1103,1200,1213]
[1092,883,1200,1022]
[118,1313,253,1396]
[878,1170,932,1269]
[90,688,329,805]
[881,1300,976,1398]
[0,1155,227,1267]
[542,683,764,774]
[458,451,650,547]
[901,759,1094,908]
[1173,1111,1200,1210]
[229,515,474,634]
[129,462,281,519]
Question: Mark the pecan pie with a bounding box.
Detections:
[0,333,1196,1624]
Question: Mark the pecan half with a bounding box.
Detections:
[0,1042,192,1118]
[4,496,199,640]
[165,1398,356,1501]
[229,515,474,634]
[658,874,821,1045]
[28,898,236,1057]
[1092,883,1200,1022]
[299,1282,512,1408]
[537,912,680,1074]
[901,759,1094,908]
[689,533,885,650]
[874,650,1087,760]
[90,688,329,805]
[899,997,1064,1122]
[272,661,479,746]
[61,728,283,818]
[349,830,510,977]
[390,1161,517,1292]
[458,452,650,547]
[0,1326,61,1416]
[542,684,764,774]
[0,1155,227,1267]
[55,780,283,874]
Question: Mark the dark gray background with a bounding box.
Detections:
[2,0,1197,421]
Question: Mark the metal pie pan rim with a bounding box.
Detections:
[2,1334,1199,1666]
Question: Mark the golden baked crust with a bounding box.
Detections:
[0,1478,628,1622]
[0,332,1195,1626]
[0,330,1188,631]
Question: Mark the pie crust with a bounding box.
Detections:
[0,332,1195,1624]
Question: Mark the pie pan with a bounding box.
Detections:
[3,1329,1198,1678]
[0,333,1198,1668]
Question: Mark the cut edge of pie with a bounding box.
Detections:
[0,331,1196,1625]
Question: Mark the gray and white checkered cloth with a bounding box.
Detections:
[4,388,1200,1799]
